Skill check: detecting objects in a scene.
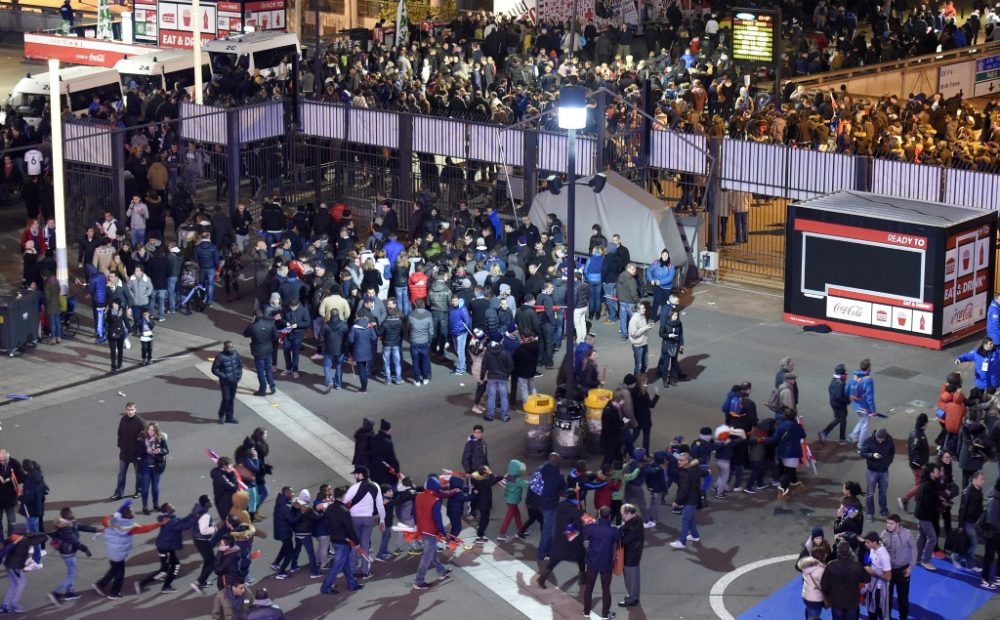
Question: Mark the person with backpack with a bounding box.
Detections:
[846,359,878,449]
[767,374,797,417]
[819,364,852,445]
[0,523,47,613]
[47,507,100,606]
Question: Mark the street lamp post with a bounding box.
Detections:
[48,59,68,294]
[558,85,586,400]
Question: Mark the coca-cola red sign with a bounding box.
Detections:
[826,296,872,324]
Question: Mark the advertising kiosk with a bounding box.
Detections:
[783,190,996,349]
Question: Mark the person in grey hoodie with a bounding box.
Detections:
[127,264,154,321]
[407,298,435,385]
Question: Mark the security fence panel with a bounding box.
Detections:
[720,139,787,198]
[413,115,466,158]
[179,101,228,145]
[943,168,1000,211]
[871,159,941,202]
[300,101,346,140]
[63,122,112,167]
[348,107,399,149]
[649,129,708,175]
[238,101,287,142]
[468,124,524,167]
[537,132,596,176]
[786,149,857,200]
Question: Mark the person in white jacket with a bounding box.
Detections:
[796,545,828,619]
[628,302,654,378]
[189,496,217,593]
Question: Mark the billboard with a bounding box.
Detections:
[133,0,285,48]
[731,8,778,64]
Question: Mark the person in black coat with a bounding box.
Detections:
[211,457,239,521]
[628,375,660,453]
[320,312,348,393]
[619,503,645,607]
[211,341,244,424]
[111,405,144,502]
[352,419,374,469]
[821,541,871,615]
[601,395,627,466]
[657,310,686,386]
[536,490,586,589]
[244,311,277,396]
[368,420,400,487]
[582,505,621,619]
[271,487,295,573]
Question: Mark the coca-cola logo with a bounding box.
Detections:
[833,303,864,317]
[953,303,974,324]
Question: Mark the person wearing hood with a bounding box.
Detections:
[320,310,348,393]
[212,535,243,592]
[243,310,278,396]
[796,544,828,619]
[47,507,100,606]
[247,587,284,619]
[670,452,703,549]
[347,316,378,393]
[775,357,799,405]
[957,337,1000,390]
[536,489,586,589]
[190,496,218,593]
[94,500,162,598]
[412,475,452,590]
[497,460,531,542]
[211,341,243,424]
[938,372,966,454]
[645,450,670,527]
[657,309,686,386]
[899,414,930,514]
[820,363,852,445]
[368,419,399,487]
[135,503,198,594]
[0,523,47,613]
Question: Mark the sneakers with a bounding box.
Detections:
[134,583,143,596]
[91,584,106,597]
[269,563,281,572]
[280,369,291,377]
[48,592,63,606]
[190,583,207,595]
[687,535,701,542]
[292,372,300,379]
[898,497,909,513]
[501,416,511,423]
[438,569,453,581]
[422,379,430,385]
[515,531,527,541]
[160,586,177,593]
[475,537,489,544]
[669,541,686,549]
[732,487,744,493]
[63,592,80,601]
[275,572,291,580]
[714,492,727,500]
[106,593,124,600]
[412,582,433,590]
[981,579,998,589]
[449,370,465,376]
[643,521,656,528]
[817,431,827,444]
[23,559,42,572]
[743,487,757,495]
[496,535,511,542]
[920,561,937,571]
[779,487,789,497]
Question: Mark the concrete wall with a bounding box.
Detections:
[0,10,65,34]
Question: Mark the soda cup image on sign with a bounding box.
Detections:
[962,247,971,271]
[182,8,191,27]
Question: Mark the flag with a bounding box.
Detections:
[97,0,114,40]
[395,0,409,48]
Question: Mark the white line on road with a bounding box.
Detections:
[708,554,800,620]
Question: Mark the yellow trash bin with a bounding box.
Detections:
[523,394,556,458]
[584,388,613,454]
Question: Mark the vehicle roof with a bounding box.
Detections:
[12,66,119,95]
[202,31,299,50]
[115,49,200,73]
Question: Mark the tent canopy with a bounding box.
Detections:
[528,171,688,267]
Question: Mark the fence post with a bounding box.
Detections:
[110,127,126,220]
[707,136,721,252]
[855,155,872,192]
[397,113,413,202]
[312,136,323,207]
[522,130,537,212]
[227,107,241,214]
[595,90,607,172]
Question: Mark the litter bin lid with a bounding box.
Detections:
[584,388,613,409]
[524,394,556,414]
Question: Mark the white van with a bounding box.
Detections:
[115,49,211,96]
[203,31,300,78]
[3,66,121,128]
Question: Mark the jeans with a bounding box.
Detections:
[602,283,618,320]
[140,467,162,510]
[291,535,319,575]
[218,380,237,420]
[803,599,824,619]
[889,565,910,620]
[151,289,166,319]
[582,568,613,616]
[394,287,410,316]
[199,268,215,305]
[351,516,374,575]
[553,314,564,350]
[516,377,537,406]
[382,346,402,382]
[26,516,41,563]
[917,519,937,563]
[537,508,557,561]
[95,306,106,340]
[619,302,634,337]
[114,459,141,498]
[283,331,303,371]
[954,522,978,567]
[131,228,146,248]
[50,311,62,340]
[166,276,178,312]
[321,543,358,592]
[735,211,748,243]
[431,311,448,354]
[254,356,275,392]
[414,534,448,585]
[587,280,602,317]
[847,411,871,448]
[324,353,344,387]
[263,232,282,258]
[865,470,889,515]
[632,345,648,377]
[623,564,640,603]
[822,405,848,441]
[56,555,77,594]
[453,332,468,372]
[678,504,699,543]
[410,343,431,382]
[2,569,25,611]
[486,379,510,420]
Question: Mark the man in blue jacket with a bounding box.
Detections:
[85,264,108,344]
[987,294,1000,346]
[536,452,567,562]
[270,488,295,575]
[194,233,219,305]
[347,316,378,393]
[134,503,197,594]
[582,505,620,620]
[846,359,877,449]
[448,295,472,375]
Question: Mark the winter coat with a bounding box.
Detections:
[515,304,540,337]
[907,425,930,469]
[211,584,249,620]
[3,533,46,570]
[829,376,850,408]
[243,318,277,359]
[631,387,659,430]
[846,371,876,414]
[153,511,197,551]
[427,279,451,313]
[659,318,683,357]
[860,432,895,472]
[194,240,220,270]
[102,512,161,562]
[502,460,530,505]
[50,518,97,557]
[272,494,295,540]
[480,343,514,380]
[628,312,653,347]
[584,253,604,283]
[914,475,943,521]
[462,435,489,473]
[407,308,435,345]
[127,274,153,307]
[821,556,870,609]
[938,385,966,434]
[620,515,645,566]
[379,313,403,347]
[407,271,429,302]
[117,415,146,462]
[958,419,990,472]
[18,469,47,518]
[645,261,676,291]
[347,319,378,362]
[957,346,1000,389]
[470,472,501,511]
[797,556,826,603]
[769,419,806,461]
[536,461,566,510]
[368,431,399,486]
[959,484,985,526]
[512,338,540,379]
[212,349,244,384]
[583,516,620,573]
[324,501,358,545]
[320,317,348,357]
[674,461,702,506]
[247,601,286,620]
[601,402,624,453]
[353,419,374,468]
[549,498,585,562]
[448,304,472,337]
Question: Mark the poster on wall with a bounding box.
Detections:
[536,0,594,22]
[942,225,991,335]
[494,0,537,21]
[133,0,285,48]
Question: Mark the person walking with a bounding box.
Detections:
[368,419,400,488]
[861,428,895,518]
[820,541,871,620]
[899,414,930,513]
[342,466,385,580]
[347,316,378,394]
[411,476,452,590]
[247,587,285,619]
[93,500,161,599]
[0,452,26,555]
[670,452,702,549]
[657,310,686,386]
[211,458,240,521]
[47,506,100,606]
[111,404,145,501]
[618,502,645,608]
[138,422,169,515]
[581,505,620,620]
[536,489,585,589]
[819,364,851,445]
[535,452,567,562]
[243,311,277,396]
[319,486,362,595]
[190,496,218,593]
[770,408,807,497]
[0,523,47,613]
[956,471,985,570]
[846,359,877,449]
[194,232,220,306]
[880,514,917,619]
[497,460,530,542]
[211,578,250,619]
[135,503,198,594]
[915,463,944,571]
[211,341,243,424]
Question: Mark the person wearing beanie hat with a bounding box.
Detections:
[247,587,285,618]
[898,413,930,513]
[369,419,400,487]
[820,363,853,445]
[93,499,162,599]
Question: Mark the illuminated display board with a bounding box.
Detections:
[731,9,777,64]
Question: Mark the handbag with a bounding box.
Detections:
[613,543,624,576]
[123,336,132,350]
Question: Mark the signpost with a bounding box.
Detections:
[731,8,781,103]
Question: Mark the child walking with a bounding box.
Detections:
[497,460,530,541]
[471,466,502,544]
[48,507,101,606]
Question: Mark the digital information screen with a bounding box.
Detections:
[801,235,924,300]
[731,9,777,64]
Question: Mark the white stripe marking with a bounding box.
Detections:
[709,554,800,620]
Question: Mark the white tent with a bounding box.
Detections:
[528,171,689,268]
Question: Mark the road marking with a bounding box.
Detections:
[709,554,800,620]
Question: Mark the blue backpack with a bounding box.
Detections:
[529,469,545,496]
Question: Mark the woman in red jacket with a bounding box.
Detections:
[937,372,965,454]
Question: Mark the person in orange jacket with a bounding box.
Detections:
[937,372,966,454]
